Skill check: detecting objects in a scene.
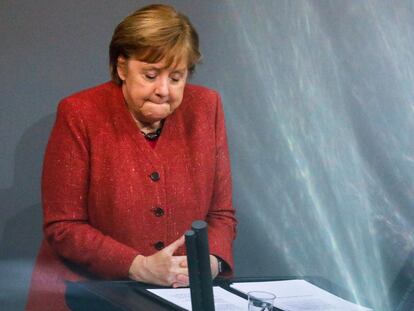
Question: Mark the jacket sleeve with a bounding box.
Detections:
[42,99,139,279]
[207,92,238,276]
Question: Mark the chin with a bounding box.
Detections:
[146,110,172,120]
[144,114,169,123]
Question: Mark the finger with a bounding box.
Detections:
[209,255,219,278]
[171,256,187,267]
[166,270,188,286]
[164,236,185,255]
[171,255,187,264]
[173,267,189,276]
[171,275,189,288]
[175,274,189,285]
[172,282,187,288]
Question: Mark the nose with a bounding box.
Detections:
[154,76,169,98]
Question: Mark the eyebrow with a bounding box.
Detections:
[142,66,187,74]
[142,66,161,71]
[171,69,186,74]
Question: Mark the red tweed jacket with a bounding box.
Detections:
[25,82,237,311]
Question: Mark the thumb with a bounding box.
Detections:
[164,235,185,255]
[179,258,188,268]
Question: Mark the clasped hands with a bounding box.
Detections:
[129,236,219,288]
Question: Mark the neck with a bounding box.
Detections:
[138,120,162,135]
[129,112,162,134]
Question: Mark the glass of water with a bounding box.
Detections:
[247,291,276,311]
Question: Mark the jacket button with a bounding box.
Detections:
[154,207,164,217]
[150,171,160,181]
[154,241,165,250]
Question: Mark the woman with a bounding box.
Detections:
[26,4,237,311]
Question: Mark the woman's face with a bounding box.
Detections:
[117,56,188,125]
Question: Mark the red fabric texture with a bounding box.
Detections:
[25,82,237,310]
[146,136,159,148]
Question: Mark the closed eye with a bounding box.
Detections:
[145,74,157,80]
[170,73,183,83]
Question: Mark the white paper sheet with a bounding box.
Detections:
[147,286,247,311]
[230,279,373,311]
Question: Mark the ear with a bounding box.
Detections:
[117,56,127,81]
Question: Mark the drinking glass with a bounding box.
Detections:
[247,291,276,311]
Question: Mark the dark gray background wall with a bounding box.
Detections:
[1,1,414,310]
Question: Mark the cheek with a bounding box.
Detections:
[171,87,185,107]
[130,87,153,105]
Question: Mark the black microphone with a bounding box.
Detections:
[185,230,203,311]
[191,220,215,311]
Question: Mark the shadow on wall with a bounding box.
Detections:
[387,249,414,311]
[0,114,55,310]
[233,198,293,278]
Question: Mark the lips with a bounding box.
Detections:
[141,101,171,117]
[144,101,170,109]
[146,97,169,105]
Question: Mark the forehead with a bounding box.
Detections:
[131,46,189,69]
[131,57,188,71]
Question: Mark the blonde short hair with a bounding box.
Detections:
[109,4,202,84]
